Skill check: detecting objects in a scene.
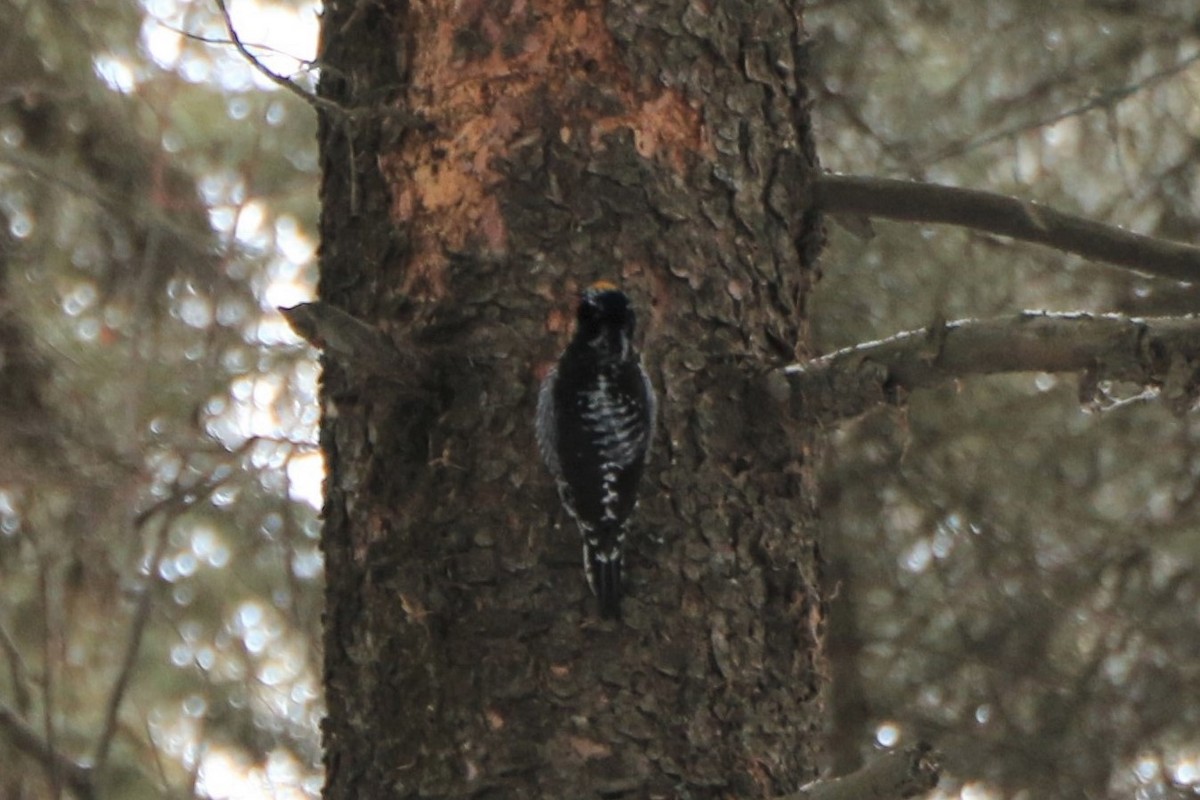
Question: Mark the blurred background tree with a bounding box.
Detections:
[0,0,322,797]
[2,0,1199,798]
[809,3,1200,799]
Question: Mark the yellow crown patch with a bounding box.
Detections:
[587,280,619,292]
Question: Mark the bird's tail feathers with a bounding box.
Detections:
[584,534,624,620]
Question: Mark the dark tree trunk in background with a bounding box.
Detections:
[317,1,826,797]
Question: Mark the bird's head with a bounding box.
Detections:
[575,281,636,361]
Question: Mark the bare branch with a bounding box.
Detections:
[924,49,1200,165]
[0,149,213,259]
[93,448,255,773]
[36,554,62,800]
[785,312,1200,423]
[141,710,172,796]
[208,0,423,129]
[280,302,425,381]
[813,174,1200,283]
[0,703,95,800]
[779,743,940,800]
[0,618,32,714]
[90,533,164,773]
[211,0,343,115]
[159,20,316,67]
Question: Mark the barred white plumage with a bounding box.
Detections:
[535,281,655,618]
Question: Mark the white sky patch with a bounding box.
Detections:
[255,314,306,346]
[199,749,278,799]
[286,450,324,509]
[218,0,319,90]
[94,55,137,93]
[264,266,313,310]
[276,215,315,264]
[144,16,183,67]
[960,782,999,800]
[235,200,268,245]
[142,0,318,90]
[213,374,287,443]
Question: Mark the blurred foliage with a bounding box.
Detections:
[0,0,321,797]
[809,1,1200,798]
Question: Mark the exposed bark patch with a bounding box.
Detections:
[381,0,711,297]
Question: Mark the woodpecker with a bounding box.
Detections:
[536,281,656,619]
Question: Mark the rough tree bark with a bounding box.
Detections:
[317,2,825,797]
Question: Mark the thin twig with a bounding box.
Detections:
[89,526,166,772]
[0,617,32,713]
[37,557,61,800]
[212,0,346,116]
[0,703,94,800]
[280,498,308,635]
[0,149,214,259]
[92,445,256,772]
[188,746,206,798]
[779,743,939,800]
[141,707,173,795]
[208,0,424,130]
[158,20,317,68]
[814,173,1200,283]
[923,48,1200,165]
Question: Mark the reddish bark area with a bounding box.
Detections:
[381,0,712,299]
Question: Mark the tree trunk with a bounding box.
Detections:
[317,1,826,797]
